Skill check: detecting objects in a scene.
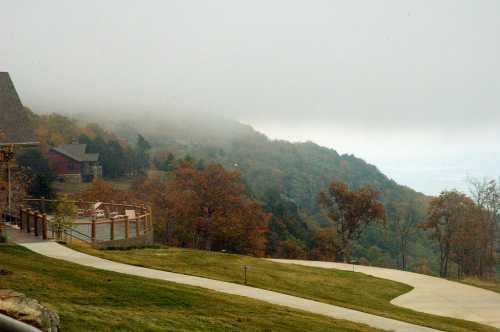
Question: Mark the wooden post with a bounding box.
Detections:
[34,213,39,237]
[41,197,46,214]
[110,219,115,241]
[148,206,153,233]
[105,204,110,219]
[42,214,48,240]
[19,207,23,230]
[135,219,140,238]
[91,216,96,243]
[26,208,32,233]
[124,216,129,240]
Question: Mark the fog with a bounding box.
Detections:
[1,0,499,194]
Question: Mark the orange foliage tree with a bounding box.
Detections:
[310,227,338,261]
[275,239,306,259]
[77,178,132,203]
[319,181,385,262]
[135,161,270,256]
[422,190,496,278]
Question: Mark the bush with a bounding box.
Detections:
[0,233,8,243]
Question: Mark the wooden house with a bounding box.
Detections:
[48,143,102,183]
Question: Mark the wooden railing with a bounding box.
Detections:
[17,198,153,244]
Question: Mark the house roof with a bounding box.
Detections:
[0,72,38,144]
[51,144,99,162]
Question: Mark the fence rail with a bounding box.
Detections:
[16,198,153,244]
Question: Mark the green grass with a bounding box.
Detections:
[459,277,500,294]
[0,245,383,332]
[70,244,500,332]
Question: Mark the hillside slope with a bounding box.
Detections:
[89,112,427,212]
[73,111,436,270]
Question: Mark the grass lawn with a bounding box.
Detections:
[70,244,500,332]
[53,177,133,194]
[460,277,500,294]
[0,245,384,332]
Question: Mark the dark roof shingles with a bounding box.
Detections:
[0,72,37,143]
[52,144,99,162]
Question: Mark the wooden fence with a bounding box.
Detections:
[17,198,153,244]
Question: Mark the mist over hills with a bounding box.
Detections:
[75,111,436,268]
[76,111,428,212]
[17,105,434,269]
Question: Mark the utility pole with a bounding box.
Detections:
[7,161,11,216]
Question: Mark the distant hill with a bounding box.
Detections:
[53,110,436,270]
[83,112,428,214]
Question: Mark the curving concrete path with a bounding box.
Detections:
[2,226,441,332]
[269,259,500,329]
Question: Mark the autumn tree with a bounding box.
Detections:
[158,161,270,256]
[318,181,385,262]
[468,177,500,267]
[422,190,496,278]
[275,239,306,259]
[423,191,471,277]
[78,178,132,203]
[387,200,420,270]
[310,227,338,261]
[54,195,77,240]
[451,206,494,278]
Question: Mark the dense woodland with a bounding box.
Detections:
[13,109,499,278]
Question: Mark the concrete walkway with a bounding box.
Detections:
[3,227,440,332]
[269,259,500,329]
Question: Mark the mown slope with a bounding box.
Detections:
[70,244,499,332]
[0,245,382,332]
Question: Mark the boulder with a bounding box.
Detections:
[0,289,59,331]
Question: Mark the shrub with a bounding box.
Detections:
[0,233,8,243]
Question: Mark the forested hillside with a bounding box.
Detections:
[76,112,438,271]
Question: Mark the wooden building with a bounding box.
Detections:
[48,143,102,183]
[0,72,38,220]
[0,72,37,144]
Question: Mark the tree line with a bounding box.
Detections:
[14,109,498,279]
[16,110,153,198]
[422,179,499,279]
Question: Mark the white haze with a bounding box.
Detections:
[1,0,499,194]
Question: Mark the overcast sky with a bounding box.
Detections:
[1,1,499,194]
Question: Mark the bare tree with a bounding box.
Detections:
[468,177,500,277]
[393,201,419,271]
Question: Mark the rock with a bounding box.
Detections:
[0,289,59,332]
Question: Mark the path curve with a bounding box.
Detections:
[5,232,438,332]
[269,259,500,329]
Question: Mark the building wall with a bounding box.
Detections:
[0,162,28,217]
[48,150,81,175]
